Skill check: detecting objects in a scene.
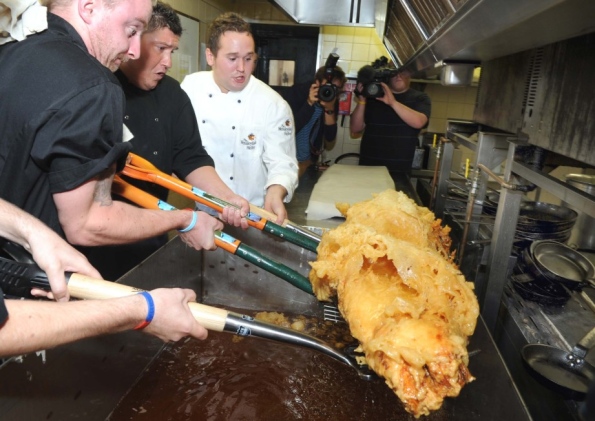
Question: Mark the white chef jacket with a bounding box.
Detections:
[0,0,47,45]
[181,71,298,207]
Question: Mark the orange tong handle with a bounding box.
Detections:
[112,175,240,254]
[123,153,267,230]
[130,153,289,226]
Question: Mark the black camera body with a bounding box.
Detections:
[318,53,340,102]
[357,56,399,98]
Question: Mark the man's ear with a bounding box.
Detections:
[78,0,97,25]
[205,48,215,67]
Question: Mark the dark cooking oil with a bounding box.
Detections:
[107,312,420,421]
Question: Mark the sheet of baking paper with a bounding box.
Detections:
[305,164,395,220]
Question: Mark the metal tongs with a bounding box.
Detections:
[112,175,314,295]
[121,153,320,252]
[0,257,374,381]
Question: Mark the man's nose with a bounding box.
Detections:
[127,37,142,60]
[162,53,172,70]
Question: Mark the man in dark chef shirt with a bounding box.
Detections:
[0,198,209,358]
[0,0,226,284]
[81,2,250,280]
[350,62,431,174]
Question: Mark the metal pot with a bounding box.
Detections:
[564,174,595,251]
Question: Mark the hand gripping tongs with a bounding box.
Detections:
[121,153,321,252]
[111,175,314,295]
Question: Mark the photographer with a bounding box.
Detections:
[350,59,431,174]
[282,56,346,177]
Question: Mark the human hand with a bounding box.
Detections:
[178,211,223,250]
[143,288,208,342]
[354,82,366,99]
[308,80,320,106]
[28,227,102,302]
[220,193,250,230]
[376,82,396,107]
[264,185,288,224]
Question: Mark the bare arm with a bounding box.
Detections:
[377,83,428,129]
[0,199,101,302]
[0,288,208,358]
[349,83,366,137]
[185,166,249,229]
[54,166,223,249]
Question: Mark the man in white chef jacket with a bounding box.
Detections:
[181,12,298,224]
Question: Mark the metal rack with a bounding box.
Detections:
[430,120,511,287]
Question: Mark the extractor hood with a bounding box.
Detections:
[382,0,595,77]
[270,0,376,26]
[269,0,595,79]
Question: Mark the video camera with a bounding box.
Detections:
[318,53,340,102]
[356,56,399,98]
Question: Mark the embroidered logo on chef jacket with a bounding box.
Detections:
[240,133,257,150]
[278,119,293,136]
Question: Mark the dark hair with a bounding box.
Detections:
[147,2,182,36]
[207,12,252,57]
[315,65,347,88]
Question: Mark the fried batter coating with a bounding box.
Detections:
[309,190,479,417]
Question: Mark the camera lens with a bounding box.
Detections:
[365,83,383,98]
[318,84,337,102]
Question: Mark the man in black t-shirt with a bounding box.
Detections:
[350,67,431,173]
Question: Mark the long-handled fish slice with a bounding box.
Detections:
[122,153,319,252]
[112,176,314,295]
[0,257,374,380]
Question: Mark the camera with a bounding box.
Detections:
[318,53,340,102]
[356,56,399,98]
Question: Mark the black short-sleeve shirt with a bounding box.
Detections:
[0,13,131,236]
[359,88,431,172]
[0,292,7,326]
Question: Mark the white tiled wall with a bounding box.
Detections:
[424,84,478,134]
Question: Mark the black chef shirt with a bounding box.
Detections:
[115,71,214,201]
[80,72,215,280]
[0,12,130,236]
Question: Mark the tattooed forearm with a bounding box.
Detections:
[93,167,115,206]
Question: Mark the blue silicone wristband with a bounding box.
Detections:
[178,211,197,233]
[134,291,155,330]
